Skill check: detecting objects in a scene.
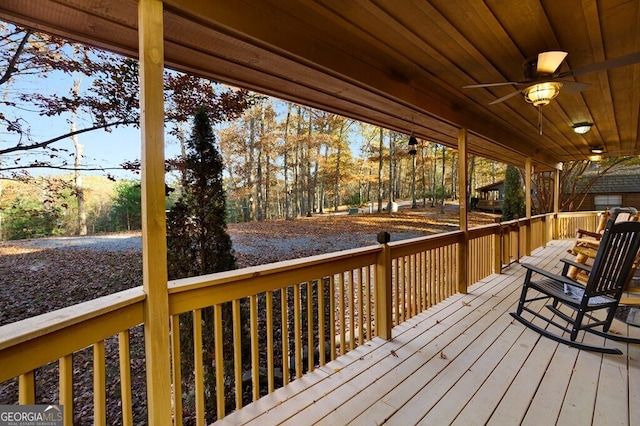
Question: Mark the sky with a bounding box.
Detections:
[1,69,187,180]
[0,33,387,184]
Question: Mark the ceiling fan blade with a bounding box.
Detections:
[463,81,521,88]
[557,80,591,94]
[558,51,640,78]
[489,89,523,105]
[537,51,568,74]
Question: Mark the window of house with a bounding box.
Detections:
[594,194,622,210]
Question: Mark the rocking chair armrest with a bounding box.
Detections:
[574,238,601,248]
[560,258,593,275]
[521,262,585,288]
[576,229,603,239]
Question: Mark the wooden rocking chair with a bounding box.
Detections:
[566,207,639,281]
[510,216,640,354]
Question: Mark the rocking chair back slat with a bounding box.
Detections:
[588,221,640,298]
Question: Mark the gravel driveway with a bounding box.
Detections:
[7,234,144,252]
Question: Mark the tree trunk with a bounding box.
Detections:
[284,106,291,219]
[440,144,446,213]
[431,144,438,207]
[468,155,476,207]
[450,151,457,201]
[377,128,384,213]
[421,144,427,206]
[333,124,344,211]
[248,116,256,221]
[388,132,394,214]
[256,150,264,221]
[307,111,316,214]
[295,106,305,216]
[71,78,87,236]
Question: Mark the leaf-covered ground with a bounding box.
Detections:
[0,204,498,423]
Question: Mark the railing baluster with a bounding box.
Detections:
[357,268,364,345]
[266,291,275,391]
[365,267,372,341]
[214,304,225,417]
[93,341,106,426]
[449,244,455,297]
[18,371,35,405]
[118,331,133,426]
[443,246,449,299]
[318,279,326,366]
[329,275,336,361]
[232,299,243,409]
[307,282,314,372]
[414,253,420,313]
[250,294,260,399]
[399,257,405,323]
[59,356,73,425]
[339,274,346,355]
[348,270,355,351]
[170,316,183,426]
[411,254,417,317]
[419,251,426,311]
[430,250,434,303]
[280,288,290,385]
[294,284,302,378]
[436,248,440,303]
[193,309,205,425]
[393,258,399,326]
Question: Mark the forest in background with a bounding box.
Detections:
[1,22,637,241]
[0,125,507,241]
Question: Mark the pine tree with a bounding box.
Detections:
[502,165,525,221]
[167,107,244,422]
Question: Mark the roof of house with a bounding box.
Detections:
[476,180,505,192]
[578,166,640,194]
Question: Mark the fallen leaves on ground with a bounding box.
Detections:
[0,204,498,423]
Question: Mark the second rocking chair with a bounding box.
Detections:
[510,216,640,354]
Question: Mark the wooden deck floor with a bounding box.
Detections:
[217,240,640,426]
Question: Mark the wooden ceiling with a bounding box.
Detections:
[2,0,639,170]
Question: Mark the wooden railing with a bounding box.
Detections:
[555,211,601,240]
[388,231,463,326]
[0,288,146,425]
[0,211,597,424]
[167,246,382,422]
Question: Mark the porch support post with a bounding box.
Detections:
[524,157,532,256]
[375,232,392,340]
[139,1,172,424]
[457,128,468,294]
[553,167,561,240]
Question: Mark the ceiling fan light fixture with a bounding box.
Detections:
[572,122,593,134]
[523,82,563,106]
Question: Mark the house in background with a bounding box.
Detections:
[474,180,504,213]
[577,165,640,211]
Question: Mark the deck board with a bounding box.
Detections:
[216,240,640,426]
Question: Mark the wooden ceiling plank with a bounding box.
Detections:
[0,0,139,58]
[1,0,637,165]
[600,0,640,155]
[328,0,566,165]
[582,0,620,153]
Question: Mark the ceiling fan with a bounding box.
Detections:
[464,50,640,135]
[464,50,640,106]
